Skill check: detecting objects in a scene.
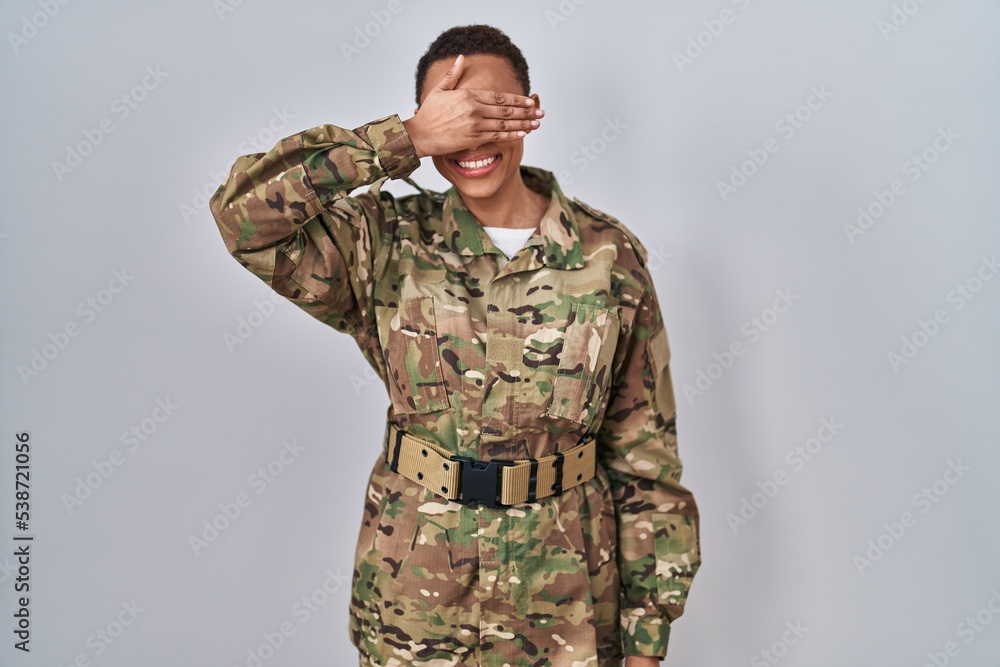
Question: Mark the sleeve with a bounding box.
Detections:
[596,273,702,658]
[208,113,421,340]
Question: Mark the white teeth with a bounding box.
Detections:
[457,156,497,169]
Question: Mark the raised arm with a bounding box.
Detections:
[208,114,419,339]
[209,55,543,341]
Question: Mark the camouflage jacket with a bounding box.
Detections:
[209,114,701,665]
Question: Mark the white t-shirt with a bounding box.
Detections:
[482,225,537,259]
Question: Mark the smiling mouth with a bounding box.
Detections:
[456,155,497,169]
[451,153,501,177]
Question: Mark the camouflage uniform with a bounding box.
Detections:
[209,114,701,666]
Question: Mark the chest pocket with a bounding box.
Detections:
[545,302,621,426]
[381,294,451,415]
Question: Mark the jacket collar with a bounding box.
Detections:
[436,165,585,270]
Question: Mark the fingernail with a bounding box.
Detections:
[535,109,544,117]
[517,130,526,137]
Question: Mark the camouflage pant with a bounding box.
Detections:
[349,455,627,666]
[357,651,627,666]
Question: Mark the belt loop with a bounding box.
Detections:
[551,451,564,496]
[389,425,404,473]
[527,458,539,503]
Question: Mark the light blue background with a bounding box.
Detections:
[2,1,998,665]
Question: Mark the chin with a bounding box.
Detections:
[451,177,504,201]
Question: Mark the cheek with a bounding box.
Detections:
[502,144,524,170]
[431,157,456,182]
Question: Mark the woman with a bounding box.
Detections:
[210,24,700,667]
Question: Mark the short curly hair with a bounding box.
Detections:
[414,24,530,106]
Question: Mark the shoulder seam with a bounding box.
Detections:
[571,196,649,273]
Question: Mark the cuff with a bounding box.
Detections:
[359,113,421,181]
[622,612,670,658]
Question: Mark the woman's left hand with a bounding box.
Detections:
[625,656,661,666]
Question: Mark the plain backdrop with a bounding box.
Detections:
[2,1,999,665]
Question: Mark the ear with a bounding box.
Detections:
[530,92,540,109]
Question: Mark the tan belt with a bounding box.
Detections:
[383,422,596,509]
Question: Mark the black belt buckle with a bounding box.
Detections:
[449,455,514,509]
